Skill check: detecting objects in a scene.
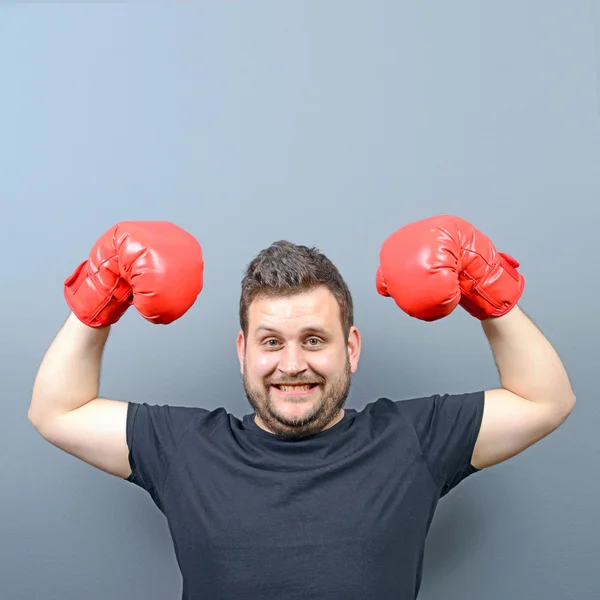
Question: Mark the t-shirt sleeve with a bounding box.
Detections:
[125,402,208,511]
[398,391,485,497]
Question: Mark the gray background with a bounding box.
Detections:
[2,2,599,599]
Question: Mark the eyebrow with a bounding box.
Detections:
[254,325,331,337]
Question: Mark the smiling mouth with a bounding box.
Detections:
[272,384,318,392]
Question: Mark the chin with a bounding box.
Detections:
[243,373,350,437]
[268,397,322,423]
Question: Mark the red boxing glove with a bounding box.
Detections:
[376,215,524,321]
[64,221,204,327]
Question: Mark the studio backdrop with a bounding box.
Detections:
[2,2,598,599]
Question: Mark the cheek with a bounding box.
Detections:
[311,351,344,375]
[248,353,278,376]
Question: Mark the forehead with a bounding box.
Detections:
[247,286,341,333]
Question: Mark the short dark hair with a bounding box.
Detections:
[239,240,354,339]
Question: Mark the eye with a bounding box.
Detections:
[264,339,280,347]
[306,337,322,346]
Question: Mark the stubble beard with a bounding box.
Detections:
[243,355,352,439]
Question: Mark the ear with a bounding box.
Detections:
[236,330,245,375]
[347,326,361,374]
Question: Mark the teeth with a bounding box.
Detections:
[277,384,313,391]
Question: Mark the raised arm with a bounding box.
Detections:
[28,221,204,479]
[376,214,575,470]
[471,305,575,469]
[28,314,131,477]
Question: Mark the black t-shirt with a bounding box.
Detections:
[125,391,484,600]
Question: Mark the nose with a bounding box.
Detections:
[277,343,308,376]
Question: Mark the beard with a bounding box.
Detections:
[243,354,352,439]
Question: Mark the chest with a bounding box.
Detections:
[161,442,438,594]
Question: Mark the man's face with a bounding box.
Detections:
[237,286,361,439]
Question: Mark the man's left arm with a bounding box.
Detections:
[471,305,576,470]
[376,214,576,472]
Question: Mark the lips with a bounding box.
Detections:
[272,383,318,391]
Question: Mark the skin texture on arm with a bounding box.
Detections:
[29,313,110,424]
[472,305,576,470]
[28,313,132,479]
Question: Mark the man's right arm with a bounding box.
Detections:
[29,221,204,480]
[28,312,132,479]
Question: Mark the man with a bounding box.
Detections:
[28,216,576,600]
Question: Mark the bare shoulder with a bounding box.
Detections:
[32,398,132,479]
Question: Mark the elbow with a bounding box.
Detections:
[27,406,42,431]
[27,400,47,432]
[27,407,54,440]
[556,391,576,423]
